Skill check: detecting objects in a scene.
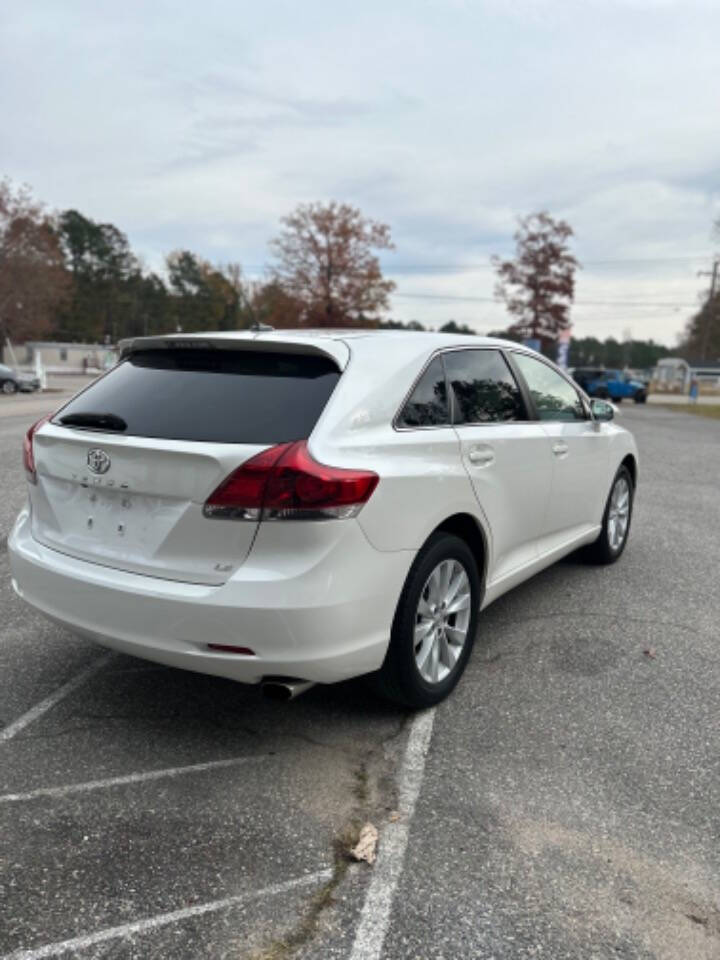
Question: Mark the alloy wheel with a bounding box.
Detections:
[414,559,471,684]
[607,475,630,550]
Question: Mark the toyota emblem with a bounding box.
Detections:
[87,448,111,474]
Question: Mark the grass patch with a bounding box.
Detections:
[661,404,720,420]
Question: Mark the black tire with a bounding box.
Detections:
[368,532,480,708]
[1,379,18,395]
[584,465,634,565]
[634,391,647,404]
[595,386,610,400]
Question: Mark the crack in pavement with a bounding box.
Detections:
[245,713,411,959]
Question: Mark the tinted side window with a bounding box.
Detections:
[53,349,341,444]
[397,356,449,427]
[444,350,525,424]
[513,353,586,421]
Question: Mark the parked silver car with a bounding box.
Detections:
[0,364,40,394]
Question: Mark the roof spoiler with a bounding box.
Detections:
[117,333,349,370]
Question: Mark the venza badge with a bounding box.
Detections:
[87,448,111,474]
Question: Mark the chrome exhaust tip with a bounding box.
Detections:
[260,679,315,701]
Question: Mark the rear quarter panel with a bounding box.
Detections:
[309,341,487,553]
[327,424,485,552]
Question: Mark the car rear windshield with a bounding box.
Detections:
[53,348,341,444]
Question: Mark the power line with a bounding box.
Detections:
[16,293,700,311]
[23,292,699,309]
[392,293,699,308]
[239,255,714,272]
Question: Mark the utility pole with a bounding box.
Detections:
[698,259,719,362]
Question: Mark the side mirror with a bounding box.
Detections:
[590,399,614,422]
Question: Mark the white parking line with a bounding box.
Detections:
[0,654,113,743]
[1,871,332,960]
[349,707,437,960]
[0,755,266,804]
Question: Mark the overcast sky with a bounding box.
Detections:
[3,0,719,345]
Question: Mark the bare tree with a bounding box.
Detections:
[269,202,395,326]
[492,211,580,345]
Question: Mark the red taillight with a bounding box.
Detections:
[204,442,292,519]
[23,415,50,484]
[203,440,379,521]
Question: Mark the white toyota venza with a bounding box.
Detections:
[9,331,638,707]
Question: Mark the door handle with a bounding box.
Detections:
[552,441,569,457]
[468,449,495,465]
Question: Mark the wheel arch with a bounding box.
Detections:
[430,512,488,602]
[620,453,638,488]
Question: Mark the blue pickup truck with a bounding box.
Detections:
[571,367,647,404]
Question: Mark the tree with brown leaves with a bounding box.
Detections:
[492,211,579,346]
[0,179,69,345]
[270,202,395,327]
[247,280,304,329]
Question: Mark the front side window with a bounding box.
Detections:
[444,349,525,424]
[397,355,450,427]
[512,353,586,421]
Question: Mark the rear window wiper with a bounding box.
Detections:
[58,412,128,432]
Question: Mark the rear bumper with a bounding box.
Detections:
[8,508,414,684]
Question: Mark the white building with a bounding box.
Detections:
[1,342,117,374]
[651,357,720,395]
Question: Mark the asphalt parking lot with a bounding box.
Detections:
[1,399,719,960]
